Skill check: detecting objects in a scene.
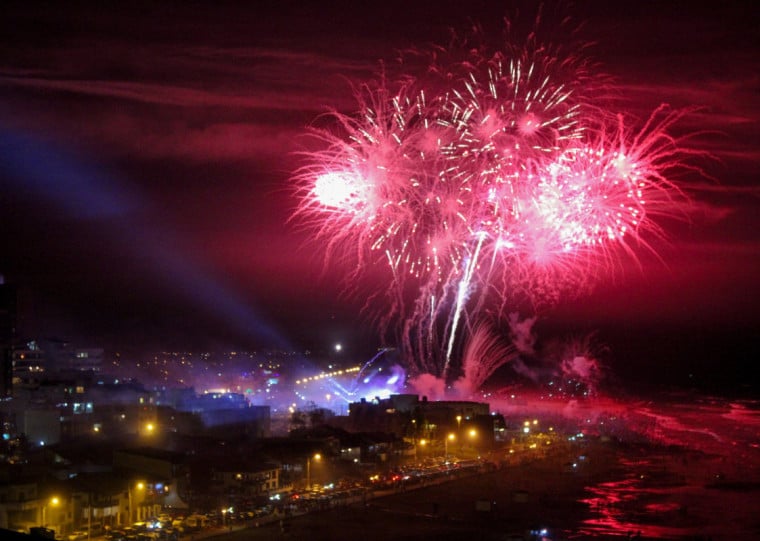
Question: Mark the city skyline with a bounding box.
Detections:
[1,2,758,390]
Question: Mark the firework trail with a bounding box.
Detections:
[293,14,698,384]
[454,321,518,397]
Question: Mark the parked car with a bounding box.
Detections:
[84,523,104,537]
[107,530,127,541]
[156,528,179,541]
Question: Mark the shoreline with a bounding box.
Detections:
[195,435,759,540]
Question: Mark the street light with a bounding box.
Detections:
[444,433,455,459]
[306,453,321,491]
[41,496,60,527]
[128,481,145,525]
[416,439,427,460]
[456,415,463,453]
[468,428,478,454]
[87,492,92,541]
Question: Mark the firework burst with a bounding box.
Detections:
[292,17,700,383]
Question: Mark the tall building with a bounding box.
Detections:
[12,340,46,388]
[71,347,104,372]
[0,278,17,398]
[43,338,104,373]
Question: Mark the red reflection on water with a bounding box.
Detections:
[580,475,697,539]
[491,392,760,538]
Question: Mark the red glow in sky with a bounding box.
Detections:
[0,1,757,382]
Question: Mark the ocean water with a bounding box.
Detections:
[493,392,760,539]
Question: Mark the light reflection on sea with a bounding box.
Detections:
[575,396,760,540]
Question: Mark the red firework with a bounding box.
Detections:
[292,18,700,379]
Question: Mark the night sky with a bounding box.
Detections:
[1,1,758,389]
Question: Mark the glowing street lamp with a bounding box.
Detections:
[455,415,463,451]
[128,481,145,524]
[306,453,321,490]
[416,438,427,460]
[468,428,478,452]
[444,433,456,458]
[41,496,60,527]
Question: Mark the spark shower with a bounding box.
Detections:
[293,14,700,386]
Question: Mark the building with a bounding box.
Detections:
[44,339,103,373]
[20,409,61,447]
[176,392,271,438]
[112,447,188,521]
[347,394,501,450]
[0,479,73,536]
[211,459,280,503]
[0,281,18,397]
[10,339,104,395]
[12,342,47,389]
